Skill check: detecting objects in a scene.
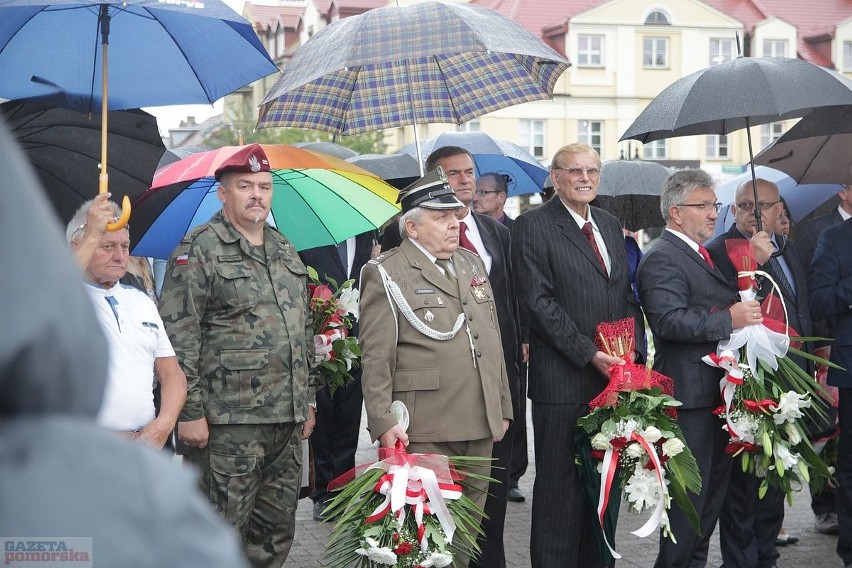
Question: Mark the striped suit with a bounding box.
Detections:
[512,198,644,567]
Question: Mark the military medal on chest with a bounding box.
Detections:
[424,309,435,323]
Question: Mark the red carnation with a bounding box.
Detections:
[394,542,413,555]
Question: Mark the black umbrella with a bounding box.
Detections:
[754,105,852,185]
[593,160,671,231]
[620,57,852,231]
[0,100,165,224]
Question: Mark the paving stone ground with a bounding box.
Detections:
[284,405,842,568]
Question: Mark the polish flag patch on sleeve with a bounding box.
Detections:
[175,254,189,266]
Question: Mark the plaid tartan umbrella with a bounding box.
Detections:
[257,1,570,141]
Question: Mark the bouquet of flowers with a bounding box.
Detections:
[703,239,834,499]
[324,402,491,567]
[308,266,361,396]
[577,318,702,562]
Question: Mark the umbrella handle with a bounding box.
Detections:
[105,195,131,231]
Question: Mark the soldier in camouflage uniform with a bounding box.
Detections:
[159,145,319,568]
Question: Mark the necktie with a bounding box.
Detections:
[581,222,607,276]
[436,258,457,288]
[766,256,796,299]
[458,221,479,255]
[337,238,348,275]
[697,245,715,269]
[105,295,121,330]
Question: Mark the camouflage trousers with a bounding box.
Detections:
[189,422,303,568]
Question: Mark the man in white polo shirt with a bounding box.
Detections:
[67,193,186,449]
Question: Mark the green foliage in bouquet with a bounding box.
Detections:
[324,454,494,568]
[307,266,361,396]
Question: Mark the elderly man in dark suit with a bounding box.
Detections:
[381,146,521,568]
[512,142,645,568]
[809,218,852,567]
[707,178,814,568]
[796,185,851,269]
[298,230,377,521]
[638,169,770,568]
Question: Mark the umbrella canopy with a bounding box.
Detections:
[256,1,570,138]
[0,0,278,113]
[753,105,852,185]
[0,100,164,223]
[620,56,852,232]
[346,153,420,190]
[400,131,548,196]
[293,141,359,160]
[133,144,400,259]
[712,166,844,238]
[593,160,671,231]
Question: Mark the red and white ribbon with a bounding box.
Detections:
[703,350,744,438]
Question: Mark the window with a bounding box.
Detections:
[577,35,604,67]
[642,140,667,160]
[706,135,728,159]
[462,120,480,132]
[760,122,784,150]
[578,120,602,154]
[644,10,670,25]
[844,41,852,71]
[709,38,735,65]
[520,120,545,159]
[762,39,787,58]
[643,37,668,68]
[276,30,285,59]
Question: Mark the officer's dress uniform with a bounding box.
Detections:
[359,237,512,520]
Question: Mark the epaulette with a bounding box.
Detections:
[367,248,399,265]
[180,222,213,244]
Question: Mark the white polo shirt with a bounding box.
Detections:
[84,281,175,431]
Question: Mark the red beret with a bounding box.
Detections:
[214,144,271,181]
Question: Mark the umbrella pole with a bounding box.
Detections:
[98,5,130,231]
[745,117,762,233]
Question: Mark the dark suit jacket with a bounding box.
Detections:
[512,199,645,405]
[797,208,844,270]
[809,218,852,387]
[499,214,514,230]
[706,226,813,357]
[298,231,375,335]
[637,231,737,408]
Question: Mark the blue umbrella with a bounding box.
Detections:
[713,166,844,237]
[0,0,278,113]
[0,0,278,226]
[400,131,547,197]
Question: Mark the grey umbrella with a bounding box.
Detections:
[294,141,359,160]
[346,153,420,189]
[753,105,852,185]
[593,160,671,231]
[620,57,852,231]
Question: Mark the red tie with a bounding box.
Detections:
[698,245,715,269]
[458,221,479,255]
[581,222,608,277]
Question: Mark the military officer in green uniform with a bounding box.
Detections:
[159,144,319,568]
[359,168,512,562]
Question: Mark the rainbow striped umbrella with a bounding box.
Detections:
[132,144,399,259]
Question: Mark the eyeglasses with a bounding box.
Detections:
[553,166,601,177]
[735,200,781,212]
[474,190,502,196]
[676,202,723,213]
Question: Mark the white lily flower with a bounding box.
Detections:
[336,285,360,319]
[773,391,811,425]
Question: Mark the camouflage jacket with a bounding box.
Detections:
[159,211,319,425]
